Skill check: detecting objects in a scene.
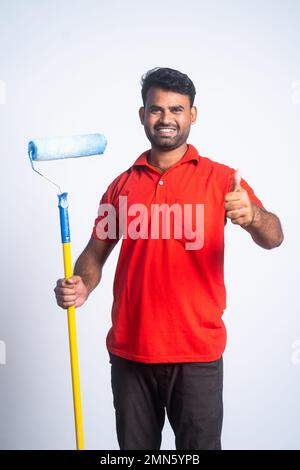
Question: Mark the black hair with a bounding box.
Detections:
[141,67,196,107]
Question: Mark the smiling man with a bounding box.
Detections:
[54,67,283,450]
[140,86,197,155]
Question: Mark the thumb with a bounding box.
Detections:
[65,275,80,285]
[232,169,242,191]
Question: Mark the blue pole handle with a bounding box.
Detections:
[58,192,71,243]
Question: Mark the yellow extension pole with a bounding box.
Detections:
[62,241,84,450]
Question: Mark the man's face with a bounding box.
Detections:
[139,87,197,151]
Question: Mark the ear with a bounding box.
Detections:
[191,106,197,124]
[139,106,145,125]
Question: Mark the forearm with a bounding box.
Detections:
[73,247,103,296]
[244,203,284,249]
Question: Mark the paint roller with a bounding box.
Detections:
[28,133,107,450]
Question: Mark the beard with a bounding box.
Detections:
[144,125,191,151]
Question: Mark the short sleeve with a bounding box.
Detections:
[91,187,121,243]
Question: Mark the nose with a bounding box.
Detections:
[159,110,174,125]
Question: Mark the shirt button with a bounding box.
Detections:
[158,180,164,185]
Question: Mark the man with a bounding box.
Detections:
[54,68,283,450]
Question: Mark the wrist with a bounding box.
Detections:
[81,272,101,297]
[81,277,93,297]
[244,203,261,231]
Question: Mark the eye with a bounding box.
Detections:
[150,107,161,114]
[172,107,183,113]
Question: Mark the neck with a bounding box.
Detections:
[148,143,188,172]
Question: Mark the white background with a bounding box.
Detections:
[0,0,299,450]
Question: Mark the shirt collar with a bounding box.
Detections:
[132,143,200,169]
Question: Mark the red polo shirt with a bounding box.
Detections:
[92,144,264,363]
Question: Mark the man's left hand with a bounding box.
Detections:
[225,169,257,228]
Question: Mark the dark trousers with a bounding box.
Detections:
[109,352,223,450]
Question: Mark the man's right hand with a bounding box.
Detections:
[54,275,89,309]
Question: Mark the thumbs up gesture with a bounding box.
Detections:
[225,169,256,227]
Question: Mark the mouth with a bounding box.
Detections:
[155,127,177,137]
